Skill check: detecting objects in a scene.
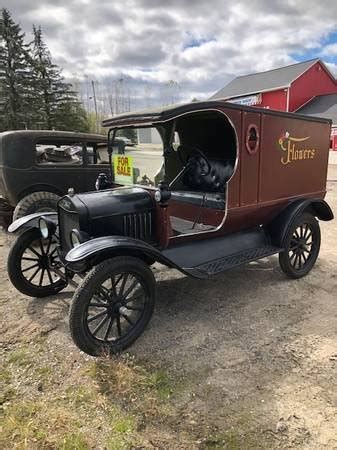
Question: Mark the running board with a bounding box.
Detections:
[188,245,281,278]
[162,229,282,279]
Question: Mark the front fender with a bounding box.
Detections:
[268,198,333,247]
[7,212,58,233]
[65,235,187,274]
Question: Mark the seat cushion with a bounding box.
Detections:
[183,156,233,192]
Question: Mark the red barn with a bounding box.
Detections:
[211,59,337,150]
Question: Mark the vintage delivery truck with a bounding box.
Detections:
[7,100,333,356]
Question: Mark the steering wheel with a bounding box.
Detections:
[176,145,211,176]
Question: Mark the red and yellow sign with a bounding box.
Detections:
[278,132,316,165]
[113,155,133,184]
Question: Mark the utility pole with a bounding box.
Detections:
[91,80,99,133]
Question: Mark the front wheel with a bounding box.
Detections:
[279,212,321,279]
[69,256,156,356]
[7,228,68,297]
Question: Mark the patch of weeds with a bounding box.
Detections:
[35,365,53,382]
[0,387,16,405]
[0,367,16,404]
[201,431,240,449]
[145,369,173,400]
[0,367,11,383]
[0,400,91,449]
[202,428,254,450]
[112,415,135,434]
[105,434,136,450]
[56,432,90,450]
[87,357,174,404]
[85,357,188,445]
[63,385,96,407]
[0,400,41,448]
[31,334,48,349]
[201,428,270,450]
[7,348,32,367]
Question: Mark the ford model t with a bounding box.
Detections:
[7,100,333,356]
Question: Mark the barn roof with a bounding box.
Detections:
[211,59,323,100]
[296,93,337,125]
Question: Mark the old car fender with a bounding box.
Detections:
[7,211,58,233]
[65,235,188,274]
[268,198,333,247]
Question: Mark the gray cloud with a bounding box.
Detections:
[2,0,337,110]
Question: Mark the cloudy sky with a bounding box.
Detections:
[4,0,337,110]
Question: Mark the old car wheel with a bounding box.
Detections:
[69,256,156,356]
[7,228,67,297]
[279,213,321,279]
[13,191,60,221]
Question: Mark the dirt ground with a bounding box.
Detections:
[1,168,336,449]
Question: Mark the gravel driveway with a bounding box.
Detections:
[0,167,336,449]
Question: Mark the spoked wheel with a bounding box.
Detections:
[279,213,321,279]
[69,256,156,356]
[7,228,67,297]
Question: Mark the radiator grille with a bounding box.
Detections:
[123,212,153,240]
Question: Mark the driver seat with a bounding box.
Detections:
[183,155,233,192]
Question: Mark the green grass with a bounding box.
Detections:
[2,347,266,449]
[7,348,31,367]
[87,357,174,402]
[0,400,91,449]
[35,365,53,378]
[112,416,135,434]
[105,435,134,450]
[0,367,11,383]
[145,368,173,400]
[0,387,16,404]
[64,385,95,407]
[56,432,91,450]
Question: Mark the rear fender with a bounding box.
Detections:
[268,198,333,247]
[65,235,185,274]
[7,212,58,233]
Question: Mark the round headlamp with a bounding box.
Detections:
[39,217,49,239]
[38,216,57,239]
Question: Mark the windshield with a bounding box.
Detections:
[112,127,164,187]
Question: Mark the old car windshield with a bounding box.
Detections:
[112,127,164,187]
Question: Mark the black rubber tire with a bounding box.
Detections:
[13,191,60,221]
[7,228,67,297]
[279,212,321,279]
[69,256,156,356]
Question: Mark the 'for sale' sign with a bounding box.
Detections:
[113,155,133,185]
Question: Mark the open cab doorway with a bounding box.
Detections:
[111,109,237,239]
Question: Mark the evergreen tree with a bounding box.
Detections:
[30,26,89,132]
[0,8,34,131]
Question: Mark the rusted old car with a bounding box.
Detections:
[7,100,333,356]
[0,130,113,227]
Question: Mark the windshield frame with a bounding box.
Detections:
[107,124,168,188]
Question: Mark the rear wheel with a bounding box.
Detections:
[7,228,67,297]
[13,191,60,221]
[69,256,156,356]
[279,213,320,279]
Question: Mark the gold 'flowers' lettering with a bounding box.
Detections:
[278,132,316,165]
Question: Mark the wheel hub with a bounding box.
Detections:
[40,254,49,269]
[298,238,308,250]
[107,299,124,317]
